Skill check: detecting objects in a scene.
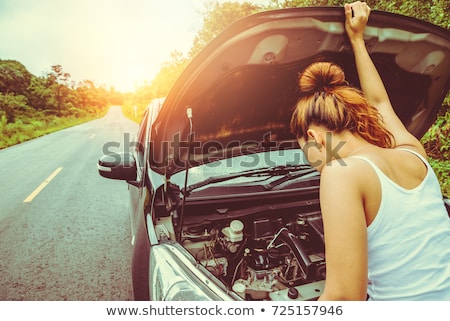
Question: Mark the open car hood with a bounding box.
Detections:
[150,7,450,176]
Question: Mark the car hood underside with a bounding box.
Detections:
[150,7,450,176]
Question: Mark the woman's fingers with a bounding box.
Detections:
[346,1,370,30]
[351,1,370,21]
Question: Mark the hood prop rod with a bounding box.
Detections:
[177,106,193,241]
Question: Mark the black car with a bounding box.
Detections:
[98,7,450,300]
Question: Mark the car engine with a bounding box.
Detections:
[181,211,326,300]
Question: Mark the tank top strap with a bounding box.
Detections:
[394,147,430,169]
[350,150,431,193]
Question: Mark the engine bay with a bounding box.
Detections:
[181,210,326,300]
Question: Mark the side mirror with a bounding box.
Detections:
[98,152,137,181]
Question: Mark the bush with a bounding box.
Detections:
[421,100,450,197]
[67,107,87,118]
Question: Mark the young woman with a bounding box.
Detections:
[290,1,450,300]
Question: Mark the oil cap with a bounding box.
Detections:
[287,287,299,299]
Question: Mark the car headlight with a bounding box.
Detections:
[149,243,233,301]
[157,276,214,301]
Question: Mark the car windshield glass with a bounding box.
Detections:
[182,163,316,196]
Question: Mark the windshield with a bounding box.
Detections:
[170,149,312,191]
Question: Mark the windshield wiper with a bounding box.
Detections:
[182,164,312,196]
[262,167,319,191]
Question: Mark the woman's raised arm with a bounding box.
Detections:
[344,1,426,156]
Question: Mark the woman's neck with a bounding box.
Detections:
[328,131,374,159]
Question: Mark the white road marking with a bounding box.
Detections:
[23,167,63,203]
[89,134,96,139]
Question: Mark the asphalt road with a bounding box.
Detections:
[0,106,138,300]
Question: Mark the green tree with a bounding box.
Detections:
[27,76,53,110]
[68,79,110,115]
[0,92,30,123]
[48,64,71,114]
[0,59,32,95]
[189,1,262,57]
[267,0,449,29]
[151,51,189,98]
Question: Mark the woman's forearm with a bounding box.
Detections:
[351,38,391,108]
[345,1,394,118]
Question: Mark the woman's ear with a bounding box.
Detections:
[307,128,324,148]
[306,128,316,140]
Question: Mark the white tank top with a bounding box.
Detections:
[352,149,450,300]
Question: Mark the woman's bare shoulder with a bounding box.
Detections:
[321,157,369,186]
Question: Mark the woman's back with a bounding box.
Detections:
[352,148,450,300]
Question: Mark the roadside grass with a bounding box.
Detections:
[0,112,103,150]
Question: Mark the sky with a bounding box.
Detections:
[0,0,270,92]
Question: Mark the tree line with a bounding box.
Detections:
[0,60,124,124]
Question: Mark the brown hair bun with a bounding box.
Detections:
[299,62,346,95]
